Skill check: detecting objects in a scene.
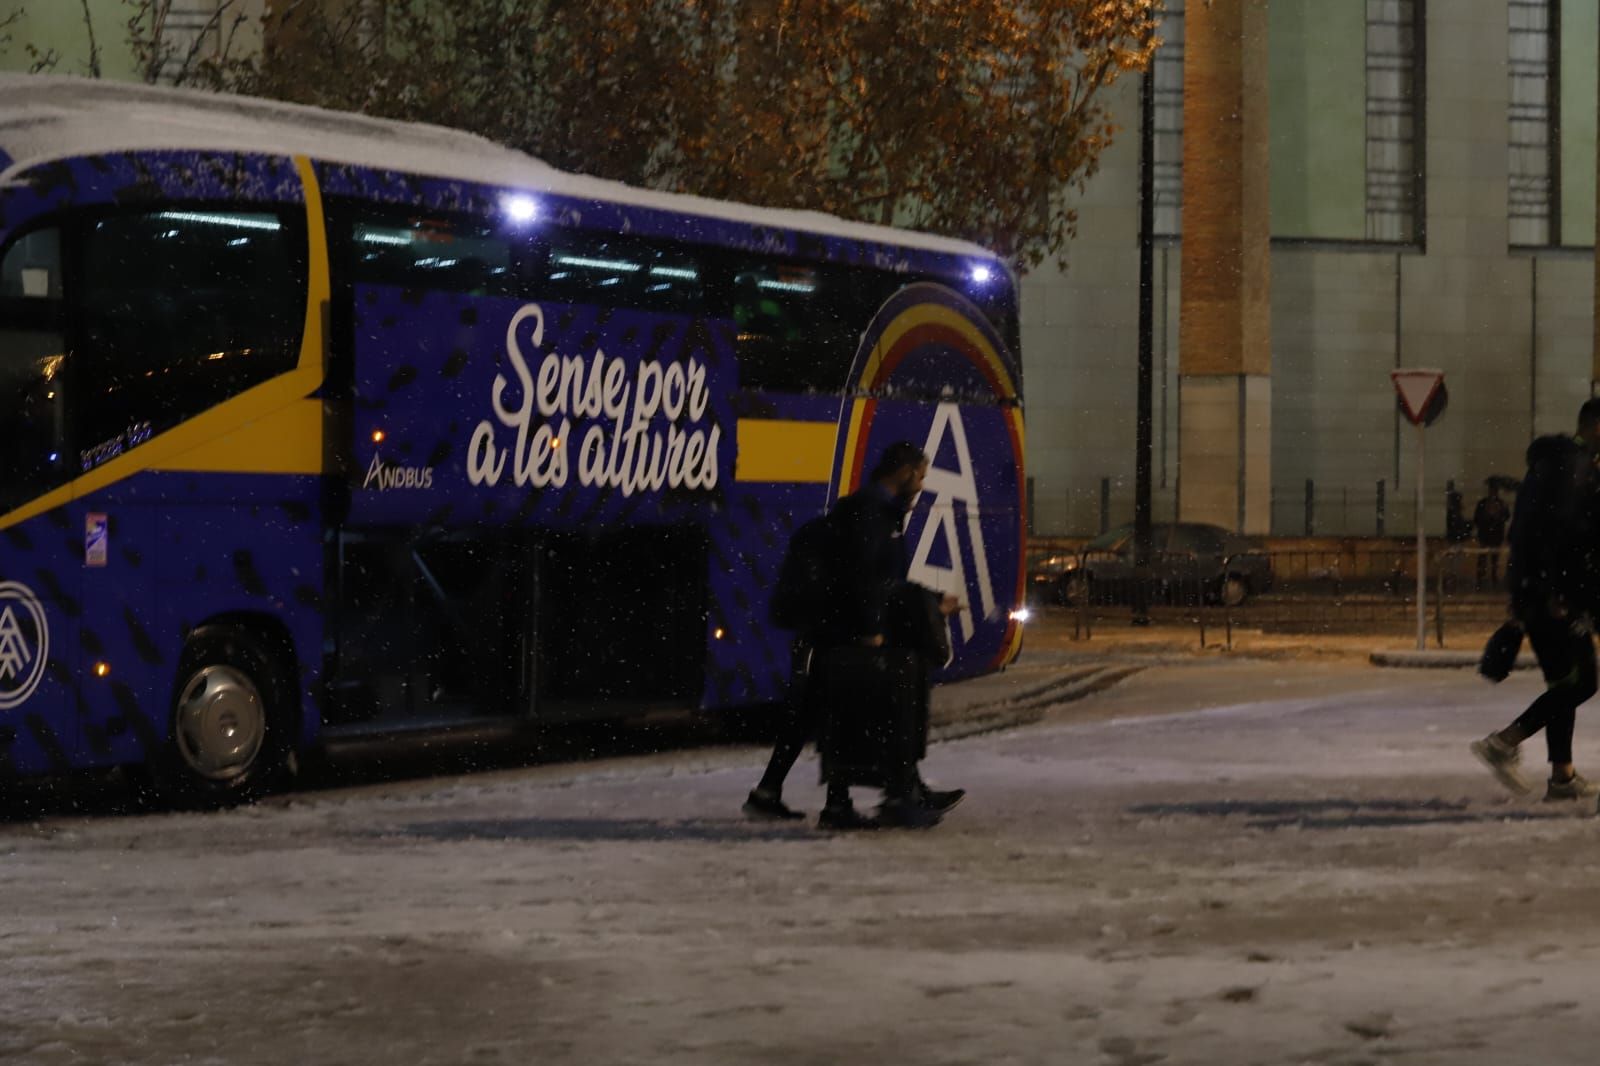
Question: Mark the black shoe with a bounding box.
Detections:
[876,796,943,829]
[916,784,965,813]
[743,788,805,821]
[817,803,879,831]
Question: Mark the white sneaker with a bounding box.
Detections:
[1470,734,1531,796]
[1544,773,1599,802]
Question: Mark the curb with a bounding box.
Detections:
[1368,650,1539,670]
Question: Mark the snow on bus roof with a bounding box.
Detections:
[0,74,1000,263]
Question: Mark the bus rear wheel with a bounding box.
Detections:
[157,626,292,806]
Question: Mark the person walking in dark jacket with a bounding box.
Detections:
[743,441,962,829]
[1471,399,1600,801]
[1472,480,1510,589]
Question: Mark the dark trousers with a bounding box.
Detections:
[756,644,819,796]
[756,643,930,800]
[1476,548,1502,590]
[1507,613,1598,765]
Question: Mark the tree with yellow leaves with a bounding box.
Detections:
[9,0,1159,270]
[249,0,1157,270]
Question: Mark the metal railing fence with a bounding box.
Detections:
[1031,543,1511,649]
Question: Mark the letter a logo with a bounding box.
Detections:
[0,582,49,710]
[908,404,997,645]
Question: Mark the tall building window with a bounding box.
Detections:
[1150,0,1422,244]
[1151,0,1185,238]
[1509,0,1557,247]
[1365,0,1422,243]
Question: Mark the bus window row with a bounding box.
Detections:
[333,202,1018,398]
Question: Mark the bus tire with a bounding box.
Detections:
[156,625,293,806]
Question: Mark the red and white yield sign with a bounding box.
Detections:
[1391,368,1447,427]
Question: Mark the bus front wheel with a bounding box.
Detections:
[157,626,293,805]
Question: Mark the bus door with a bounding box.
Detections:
[65,202,316,768]
[0,221,81,773]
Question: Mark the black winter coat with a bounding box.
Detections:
[815,484,911,648]
[1507,434,1600,616]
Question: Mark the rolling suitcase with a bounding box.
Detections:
[813,646,922,790]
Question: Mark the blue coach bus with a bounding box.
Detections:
[0,76,1026,800]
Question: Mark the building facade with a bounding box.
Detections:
[0,1,266,82]
[1023,0,1598,537]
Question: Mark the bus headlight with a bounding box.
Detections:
[1009,608,1032,624]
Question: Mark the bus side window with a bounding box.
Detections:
[75,209,307,469]
[538,233,705,314]
[0,226,69,513]
[349,213,522,296]
[728,262,862,394]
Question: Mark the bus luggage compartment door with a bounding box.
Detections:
[328,532,536,730]
[534,525,708,718]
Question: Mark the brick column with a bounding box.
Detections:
[1179,0,1272,532]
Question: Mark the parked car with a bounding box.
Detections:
[1030,522,1273,607]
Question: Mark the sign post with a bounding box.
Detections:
[1391,369,1448,651]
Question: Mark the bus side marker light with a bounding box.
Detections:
[371,429,386,443]
[93,661,111,678]
[503,195,539,224]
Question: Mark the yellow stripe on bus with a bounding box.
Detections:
[735,420,836,483]
[292,154,331,376]
[159,399,323,474]
[0,368,325,530]
[834,398,870,494]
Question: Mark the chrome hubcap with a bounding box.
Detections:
[174,665,265,781]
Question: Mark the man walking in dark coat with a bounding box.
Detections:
[1471,399,1600,801]
[744,441,962,829]
[1472,480,1510,589]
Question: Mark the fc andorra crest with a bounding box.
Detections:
[0,581,49,711]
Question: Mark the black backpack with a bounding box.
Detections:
[770,511,840,633]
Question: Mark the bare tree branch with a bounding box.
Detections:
[78,0,102,78]
[0,7,22,59]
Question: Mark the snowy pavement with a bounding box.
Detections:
[5,656,1600,1064]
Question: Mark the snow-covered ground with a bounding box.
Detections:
[5,657,1599,1065]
